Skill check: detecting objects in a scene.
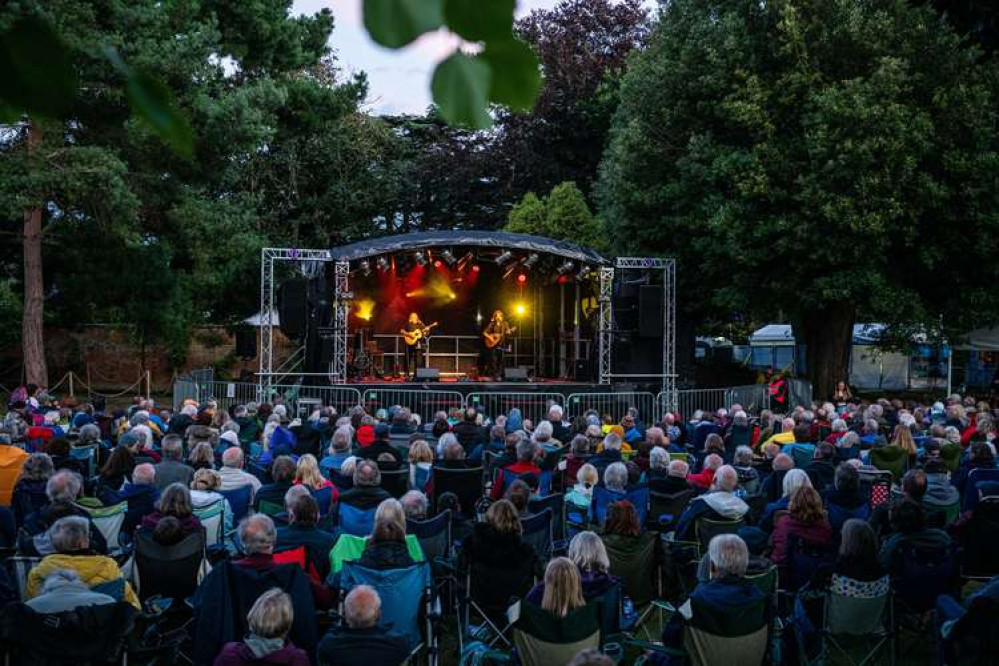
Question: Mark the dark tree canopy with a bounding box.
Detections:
[599,0,999,396]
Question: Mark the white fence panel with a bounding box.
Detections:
[565,392,658,423]
[465,392,566,424]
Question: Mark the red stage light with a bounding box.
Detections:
[471,265,480,272]
[434,260,443,268]
[517,273,527,284]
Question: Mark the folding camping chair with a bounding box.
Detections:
[431,466,484,518]
[407,510,454,608]
[337,503,377,537]
[799,574,893,666]
[510,599,601,666]
[193,498,226,548]
[520,508,554,564]
[528,493,565,545]
[76,500,127,554]
[132,529,207,602]
[589,485,649,528]
[379,467,410,499]
[648,489,695,532]
[218,485,253,524]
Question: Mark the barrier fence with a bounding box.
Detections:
[362,389,465,421]
[566,392,658,424]
[271,385,362,418]
[466,392,566,424]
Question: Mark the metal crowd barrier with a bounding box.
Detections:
[361,388,465,421]
[564,392,658,423]
[465,392,566,424]
[270,385,363,417]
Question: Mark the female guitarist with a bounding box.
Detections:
[482,310,516,380]
[400,313,437,380]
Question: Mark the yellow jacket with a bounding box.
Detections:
[27,553,140,610]
[0,445,27,506]
[760,431,795,450]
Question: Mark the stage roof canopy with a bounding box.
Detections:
[329,230,609,266]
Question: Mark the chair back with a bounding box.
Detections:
[826,574,891,637]
[786,533,836,592]
[247,459,272,485]
[407,510,451,569]
[528,493,565,540]
[602,532,658,607]
[5,556,40,601]
[76,501,127,553]
[70,442,98,478]
[512,600,601,666]
[648,489,695,531]
[684,624,768,666]
[379,466,410,498]
[858,470,892,509]
[869,446,909,479]
[590,485,649,527]
[891,537,956,612]
[311,485,334,515]
[964,468,999,511]
[520,508,554,563]
[695,516,744,552]
[218,485,253,523]
[0,601,137,664]
[340,561,432,650]
[431,465,484,517]
[728,426,751,459]
[258,499,284,517]
[961,497,999,578]
[133,528,206,601]
[338,503,376,537]
[193,498,226,547]
[940,442,962,473]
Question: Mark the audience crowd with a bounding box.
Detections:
[0,384,996,664]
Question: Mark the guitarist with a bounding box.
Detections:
[483,310,516,380]
[401,312,432,380]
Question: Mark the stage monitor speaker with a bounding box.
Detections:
[639,285,664,338]
[503,367,529,382]
[235,327,257,359]
[415,368,440,382]
[278,278,308,340]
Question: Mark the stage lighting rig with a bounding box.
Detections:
[495,250,514,266]
[523,253,540,270]
[414,251,427,266]
[557,260,574,275]
[441,249,457,266]
[576,265,592,280]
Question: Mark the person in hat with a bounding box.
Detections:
[357,424,402,468]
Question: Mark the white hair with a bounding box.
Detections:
[782,468,812,498]
[708,534,748,577]
[604,462,628,492]
[649,447,670,469]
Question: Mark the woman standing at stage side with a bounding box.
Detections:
[483,310,515,380]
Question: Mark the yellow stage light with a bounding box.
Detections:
[355,299,375,321]
[515,302,527,317]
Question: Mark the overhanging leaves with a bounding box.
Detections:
[363,0,445,48]
[481,38,541,111]
[443,0,515,42]
[0,16,77,118]
[432,53,492,128]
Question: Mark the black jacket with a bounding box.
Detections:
[460,522,538,614]
[339,486,392,510]
[358,540,415,571]
[357,441,402,468]
[276,523,336,580]
[453,421,484,452]
[317,625,410,666]
[807,461,836,492]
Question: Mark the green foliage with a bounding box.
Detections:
[0,16,75,119]
[598,0,999,389]
[445,0,516,42]
[363,0,444,49]
[432,54,493,128]
[506,181,604,250]
[0,280,22,349]
[481,39,542,111]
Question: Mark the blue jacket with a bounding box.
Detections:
[100,482,159,535]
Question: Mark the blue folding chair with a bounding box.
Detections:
[338,503,376,537]
[962,468,999,512]
[589,486,649,527]
[528,493,565,545]
[520,508,554,563]
[312,485,334,516]
[339,561,437,662]
[218,485,253,524]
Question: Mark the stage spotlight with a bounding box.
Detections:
[376,257,390,272]
[414,251,427,266]
[515,302,527,317]
[523,253,540,270]
[576,264,592,280]
[495,250,514,266]
[516,273,528,285]
[433,259,443,269]
[471,264,480,273]
[441,249,457,266]
[557,260,574,275]
[359,260,371,277]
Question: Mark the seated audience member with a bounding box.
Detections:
[338,460,391,509]
[401,490,429,521]
[320,425,353,475]
[12,452,54,528]
[26,516,139,609]
[26,569,116,613]
[317,585,410,666]
[569,650,615,666]
[604,462,629,494]
[407,440,434,493]
[357,424,402,468]
[254,456,297,511]
[100,462,160,535]
[490,438,542,500]
[923,458,960,514]
[505,479,534,516]
[96,442,136,496]
[461,499,537,595]
[732,446,759,494]
[935,576,999,664]
[759,453,793,503]
[762,417,797,448]
[527,557,587,619]
[806,443,836,492]
[528,531,618,605]
[566,463,599,508]
[823,464,870,532]
[760,468,812,533]
[600,500,658,568]
[188,441,216,472]
[439,439,471,469]
[878,497,953,570]
[218,447,263,497]
[153,435,195,491]
[644,446,670,481]
[687,453,722,490]
[653,460,692,495]
[590,433,625,473]
[470,425,509,465]
[359,498,416,571]
[140,483,202,545]
[214,588,310,666]
[21,470,107,555]
[952,441,996,498]
[658,535,766,657]
[190,468,234,534]
[675,466,749,539]
[869,469,927,539]
[811,519,884,588]
[453,407,485,453]
[563,435,593,483]
[771,486,832,568]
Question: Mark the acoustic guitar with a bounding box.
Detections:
[402,322,438,346]
[484,326,516,349]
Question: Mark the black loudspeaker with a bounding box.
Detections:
[318,328,337,367]
[278,278,308,339]
[639,285,664,338]
[415,368,440,382]
[234,326,257,359]
[574,358,595,382]
[614,296,639,332]
[503,367,529,382]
